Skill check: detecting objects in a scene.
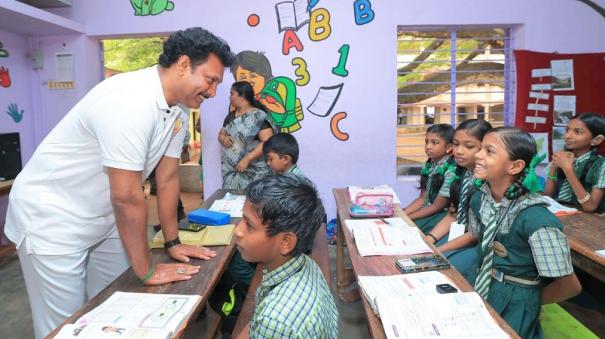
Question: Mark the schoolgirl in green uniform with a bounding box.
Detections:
[404,124,455,234]
[543,113,605,213]
[422,119,492,284]
[469,127,582,339]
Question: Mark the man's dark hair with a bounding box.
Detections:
[158,27,234,69]
[262,133,299,164]
[245,175,324,257]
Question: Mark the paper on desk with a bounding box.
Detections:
[376,292,509,339]
[358,272,456,314]
[448,221,466,242]
[348,185,401,204]
[345,218,432,256]
[595,250,605,258]
[542,196,580,216]
[73,292,200,336]
[209,193,245,217]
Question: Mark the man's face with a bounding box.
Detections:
[235,66,267,97]
[179,53,224,108]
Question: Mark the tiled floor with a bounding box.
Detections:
[1,189,604,338]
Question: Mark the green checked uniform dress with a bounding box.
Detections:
[545,151,605,213]
[250,254,338,339]
[468,185,574,339]
[414,158,453,234]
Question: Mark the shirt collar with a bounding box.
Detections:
[574,151,592,167]
[151,65,170,112]
[261,254,306,287]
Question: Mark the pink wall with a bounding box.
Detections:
[2,0,605,221]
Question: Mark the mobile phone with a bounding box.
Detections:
[436,283,458,294]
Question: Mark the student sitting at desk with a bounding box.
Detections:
[469,128,581,339]
[263,133,305,178]
[404,124,455,234]
[233,175,338,339]
[543,113,605,213]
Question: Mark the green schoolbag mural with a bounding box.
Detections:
[130,0,174,16]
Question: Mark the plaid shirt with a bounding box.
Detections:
[529,227,574,277]
[250,254,338,339]
[287,164,305,177]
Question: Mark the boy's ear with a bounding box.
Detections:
[508,159,526,176]
[591,134,605,147]
[446,143,454,154]
[281,154,293,165]
[279,232,298,256]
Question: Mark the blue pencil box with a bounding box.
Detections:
[187,208,230,225]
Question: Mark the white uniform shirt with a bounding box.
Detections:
[5,66,188,255]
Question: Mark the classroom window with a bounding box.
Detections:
[397,27,514,177]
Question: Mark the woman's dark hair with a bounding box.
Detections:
[231,81,266,111]
[230,51,273,79]
[487,127,537,199]
[245,175,325,256]
[555,112,605,193]
[449,119,493,209]
[419,124,455,198]
[158,27,234,69]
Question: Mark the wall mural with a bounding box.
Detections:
[6,103,23,123]
[237,0,375,141]
[130,0,174,16]
[0,66,11,88]
[0,41,8,58]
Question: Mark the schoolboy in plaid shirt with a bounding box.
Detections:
[234,175,338,339]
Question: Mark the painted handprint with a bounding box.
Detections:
[6,103,23,123]
[0,66,11,88]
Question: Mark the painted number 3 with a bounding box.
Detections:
[291,57,310,86]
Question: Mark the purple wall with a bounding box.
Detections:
[2,0,605,225]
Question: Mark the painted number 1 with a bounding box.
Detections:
[332,44,350,77]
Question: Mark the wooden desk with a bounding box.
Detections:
[0,179,13,196]
[559,213,605,283]
[333,188,519,339]
[47,189,240,338]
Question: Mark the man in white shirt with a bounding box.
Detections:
[4,27,233,339]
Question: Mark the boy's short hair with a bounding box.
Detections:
[158,27,234,69]
[263,133,299,163]
[245,175,324,256]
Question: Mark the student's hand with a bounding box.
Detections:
[167,244,217,262]
[236,158,250,172]
[143,263,201,285]
[552,151,574,173]
[425,235,436,245]
[219,133,234,148]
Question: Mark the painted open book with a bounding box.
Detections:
[54,292,201,339]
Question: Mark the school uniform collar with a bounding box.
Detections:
[574,151,592,167]
[261,254,306,288]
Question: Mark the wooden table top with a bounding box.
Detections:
[559,212,605,266]
[47,189,240,338]
[333,188,520,339]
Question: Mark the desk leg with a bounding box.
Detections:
[336,216,359,302]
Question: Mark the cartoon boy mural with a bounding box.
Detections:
[231,51,304,133]
[130,0,174,16]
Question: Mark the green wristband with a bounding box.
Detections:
[139,266,155,284]
[547,174,557,181]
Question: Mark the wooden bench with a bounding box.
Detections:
[231,223,330,337]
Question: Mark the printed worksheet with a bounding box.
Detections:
[376,293,509,339]
[346,218,432,256]
[209,193,245,217]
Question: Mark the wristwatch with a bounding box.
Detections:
[163,237,181,249]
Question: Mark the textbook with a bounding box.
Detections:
[542,196,581,216]
[150,225,235,248]
[54,292,201,339]
[358,271,457,314]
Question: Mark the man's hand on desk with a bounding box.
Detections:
[167,244,217,263]
[144,263,201,285]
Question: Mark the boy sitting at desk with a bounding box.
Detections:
[234,175,338,338]
[263,133,305,177]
